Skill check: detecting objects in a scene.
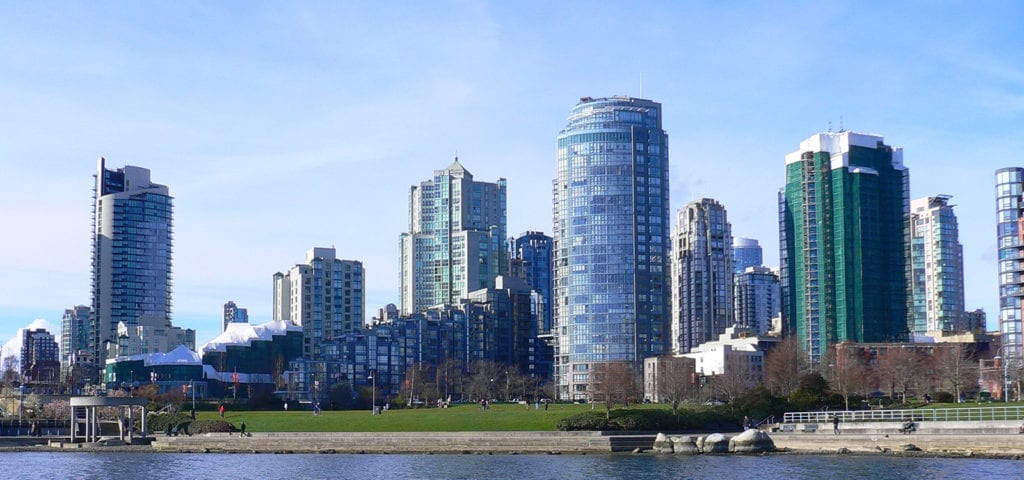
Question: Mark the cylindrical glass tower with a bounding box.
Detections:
[552,96,670,400]
[996,167,1024,360]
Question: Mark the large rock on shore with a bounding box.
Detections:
[703,433,730,454]
[653,433,674,454]
[728,429,776,454]
[670,436,699,455]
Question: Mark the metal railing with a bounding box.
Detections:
[783,406,1024,424]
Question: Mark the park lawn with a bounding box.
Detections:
[202,402,669,433]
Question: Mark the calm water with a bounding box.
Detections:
[2,452,1019,480]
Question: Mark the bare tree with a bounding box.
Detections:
[2,355,18,385]
[655,357,697,416]
[708,356,755,404]
[589,361,640,418]
[765,336,799,397]
[467,360,503,402]
[403,363,427,407]
[830,344,868,410]
[930,344,978,402]
[435,358,463,402]
[505,369,533,402]
[273,354,287,390]
[875,346,923,404]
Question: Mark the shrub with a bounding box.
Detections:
[556,411,610,431]
[732,386,793,420]
[145,412,233,434]
[608,409,678,431]
[191,419,232,433]
[932,392,954,404]
[557,408,739,432]
[147,412,191,433]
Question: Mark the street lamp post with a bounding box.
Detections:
[189,379,196,413]
[368,370,376,415]
[18,383,25,427]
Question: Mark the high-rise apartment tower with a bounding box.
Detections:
[552,96,670,400]
[909,195,966,334]
[90,158,173,367]
[779,132,910,366]
[400,161,508,315]
[671,198,734,354]
[996,168,1024,359]
[273,247,365,359]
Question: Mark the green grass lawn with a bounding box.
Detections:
[202,402,667,433]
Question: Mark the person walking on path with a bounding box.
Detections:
[743,416,751,430]
[832,415,840,435]
[240,420,246,436]
[219,404,226,418]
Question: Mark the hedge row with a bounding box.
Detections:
[145,412,233,434]
[556,409,737,432]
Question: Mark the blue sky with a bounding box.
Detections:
[2,1,1023,351]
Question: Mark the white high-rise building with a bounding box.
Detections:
[273,247,365,359]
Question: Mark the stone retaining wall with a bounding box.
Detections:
[150,431,657,454]
[771,432,1024,456]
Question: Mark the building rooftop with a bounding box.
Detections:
[201,320,302,353]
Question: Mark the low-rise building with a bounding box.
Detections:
[643,355,697,403]
[681,326,775,382]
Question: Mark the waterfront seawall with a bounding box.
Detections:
[150,431,657,454]
[771,420,1024,456]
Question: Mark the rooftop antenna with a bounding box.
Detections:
[839,115,844,132]
[827,121,832,133]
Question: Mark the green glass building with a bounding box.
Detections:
[779,132,911,366]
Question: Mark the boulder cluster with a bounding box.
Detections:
[651,429,775,455]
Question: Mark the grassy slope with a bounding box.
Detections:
[204,403,665,433]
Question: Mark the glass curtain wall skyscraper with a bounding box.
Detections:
[733,238,763,273]
[671,198,734,354]
[734,266,780,336]
[61,305,91,379]
[553,96,670,400]
[512,231,554,334]
[399,160,508,315]
[91,158,173,370]
[779,132,910,367]
[909,195,966,335]
[995,168,1024,360]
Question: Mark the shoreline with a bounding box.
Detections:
[2,430,1021,459]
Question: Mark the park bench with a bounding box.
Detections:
[780,424,795,433]
[801,424,817,433]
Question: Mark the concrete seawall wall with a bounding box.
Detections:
[151,431,657,454]
[105,420,1024,456]
[772,433,1024,456]
[772,420,1024,456]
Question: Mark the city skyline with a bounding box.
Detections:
[2,2,1023,351]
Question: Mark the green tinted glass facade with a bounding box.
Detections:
[780,132,910,366]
